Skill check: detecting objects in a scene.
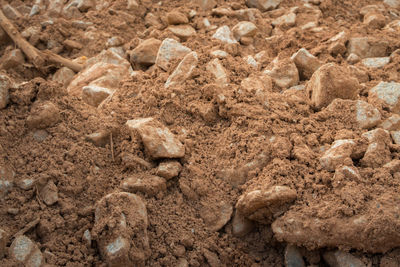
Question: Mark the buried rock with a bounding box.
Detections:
[92,192,150,266]
[271,193,400,253]
[200,201,233,232]
[236,185,297,224]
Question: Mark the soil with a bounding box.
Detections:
[1,0,400,266]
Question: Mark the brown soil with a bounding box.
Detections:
[1,0,400,266]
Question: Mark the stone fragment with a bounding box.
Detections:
[232,210,254,237]
[144,13,162,29]
[203,249,221,267]
[323,251,366,267]
[206,58,229,86]
[354,100,381,129]
[332,165,361,187]
[360,5,385,16]
[40,180,58,206]
[0,164,14,198]
[76,0,95,12]
[272,13,296,27]
[246,0,281,11]
[52,67,75,87]
[195,0,217,10]
[384,0,400,8]
[156,161,182,180]
[383,160,400,174]
[232,21,258,41]
[347,37,388,59]
[26,101,60,129]
[82,85,114,107]
[10,235,44,267]
[200,201,233,231]
[236,185,297,223]
[347,66,368,84]
[83,229,91,247]
[0,74,11,109]
[347,53,360,65]
[370,82,400,113]
[0,229,6,259]
[155,38,191,71]
[92,192,150,266]
[2,4,22,20]
[0,49,25,69]
[363,12,386,29]
[361,141,391,168]
[361,128,391,143]
[306,63,359,109]
[47,0,63,16]
[107,37,123,48]
[320,139,355,171]
[391,131,400,144]
[361,57,390,69]
[166,11,188,25]
[130,38,162,66]
[328,31,348,56]
[380,114,400,131]
[126,118,185,159]
[210,50,228,59]
[285,245,305,267]
[264,58,299,89]
[167,25,196,40]
[121,174,167,197]
[291,48,322,80]
[64,39,83,50]
[244,55,258,69]
[85,130,113,147]
[212,26,237,44]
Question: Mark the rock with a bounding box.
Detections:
[232,21,258,41]
[0,164,14,198]
[164,52,198,88]
[144,13,162,29]
[52,67,75,87]
[155,38,191,71]
[85,130,113,147]
[195,0,217,10]
[82,84,114,107]
[306,63,359,109]
[130,38,162,67]
[2,4,22,20]
[369,82,400,113]
[64,39,83,50]
[361,128,391,143]
[285,245,305,267]
[210,50,228,59]
[236,185,297,223]
[0,49,25,69]
[361,141,391,168]
[272,13,296,27]
[323,251,366,267]
[347,65,369,83]
[328,31,348,56]
[380,114,400,131]
[167,25,196,40]
[177,258,189,267]
[291,48,322,80]
[383,159,400,174]
[347,37,388,59]
[332,165,361,187]
[212,26,238,44]
[246,0,281,11]
[26,101,61,129]
[76,0,95,12]
[10,235,44,267]
[47,0,64,17]
[200,201,233,232]
[354,100,382,129]
[206,58,229,86]
[166,11,188,25]
[264,58,299,89]
[0,74,11,109]
[391,130,400,144]
[0,229,6,259]
[244,55,258,69]
[320,139,356,171]
[361,57,390,69]
[347,53,360,65]
[92,192,150,266]
[203,249,221,267]
[363,12,386,29]
[40,180,58,206]
[384,0,400,8]
[126,118,185,159]
[83,229,91,247]
[121,174,167,197]
[156,161,182,180]
[107,37,123,48]
[232,210,254,237]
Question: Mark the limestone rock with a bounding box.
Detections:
[155,38,191,71]
[347,37,388,59]
[328,31,348,56]
[264,58,299,89]
[323,251,366,267]
[121,175,167,197]
[126,118,185,159]
[360,130,391,168]
[156,161,182,180]
[380,114,400,131]
[166,11,188,25]
[320,139,355,171]
[82,84,115,107]
[291,48,322,80]
[0,74,11,109]
[361,57,390,69]
[236,185,297,223]
[92,192,150,266]
[246,0,281,11]
[165,51,198,89]
[130,38,162,66]
[354,100,382,129]
[10,235,44,267]
[232,21,258,41]
[272,13,296,27]
[212,26,237,44]
[391,131,400,144]
[206,58,229,86]
[53,67,75,87]
[200,201,233,231]
[369,82,400,113]
[26,101,60,129]
[306,63,359,109]
[168,25,196,40]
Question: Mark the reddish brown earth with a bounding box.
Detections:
[1,0,400,266]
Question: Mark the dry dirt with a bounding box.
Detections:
[1,0,400,266]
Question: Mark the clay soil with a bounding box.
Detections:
[1,0,400,266]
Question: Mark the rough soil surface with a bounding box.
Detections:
[1,0,400,266]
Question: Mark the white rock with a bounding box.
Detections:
[195,0,217,10]
[391,131,400,144]
[355,100,382,129]
[370,82,400,113]
[82,84,115,107]
[126,118,185,159]
[320,139,355,171]
[347,53,361,64]
[244,55,258,69]
[381,114,400,131]
[212,26,237,44]
[361,57,390,68]
[165,52,198,89]
[206,58,229,86]
[264,58,299,89]
[384,0,400,8]
[156,161,182,180]
[362,128,391,143]
[347,37,388,59]
[210,50,228,59]
[272,13,296,27]
[0,74,11,109]
[291,48,322,79]
[232,210,254,237]
[10,235,44,267]
[232,21,258,41]
[52,67,75,87]
[155,38,191,71]
[246,0,282,11]
[323,251,366,267]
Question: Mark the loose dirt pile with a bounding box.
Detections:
[1,0,400,266]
